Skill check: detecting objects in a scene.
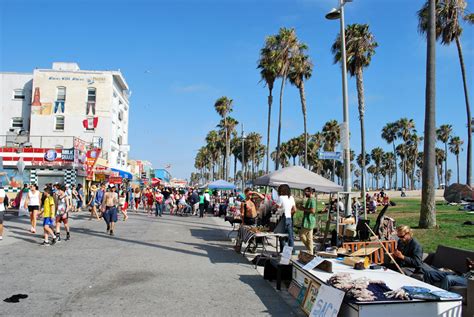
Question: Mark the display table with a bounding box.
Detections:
[291,258,463,317]
[236,226,288,256]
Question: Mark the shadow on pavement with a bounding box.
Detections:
[238,274,296,316]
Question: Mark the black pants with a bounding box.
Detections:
[199,204,204,218]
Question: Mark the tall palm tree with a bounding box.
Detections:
[322,120,341,181]
[381,122,399,189]
[258,41,279,173]
[396,118,416,188]
[449,136,464,183]
[371,147,385,189]
[435,148,446,187]
[436,124,453,186]
[205,130,221,180]
[419,0,472,186]
[214,96,233,181]
[419,0,437,228]
[271,28,300,170]
[218,116,239,181]
[331,23,378,211]
[288,44,313,168]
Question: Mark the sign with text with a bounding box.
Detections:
[319,151,342,161]
[109,176,122,184]
[61,148,74,161]
[85,149,101,180]
[309,284,345,317]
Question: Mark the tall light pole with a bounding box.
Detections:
[241,123,245,190]
[326,0,352,216]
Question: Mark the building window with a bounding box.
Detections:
[57,86,66,101]
[84,117,95,132]
[13,89,25,100]
[86,87,96,115]
[54,86,66,113]
[55,116,65,131]
[117,136,122,145]
[11,117,23,128]
[118,110,123,121]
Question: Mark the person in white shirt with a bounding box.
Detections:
[275,184,296,252]
[24,184,41,233]
[0,184,5,240]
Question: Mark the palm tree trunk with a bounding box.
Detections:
[356,68,367,217]
[225,117,230,181]
[276,75,287,170]
[456,153,460,184]
[455,37,472,186]
[420,0,437,229]
[234,154,237,181]
[444,142,448,187]
[298,83,308,168]
[266,88,273,173]
[393,142,397,190]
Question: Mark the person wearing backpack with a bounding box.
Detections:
[298,187,316,255]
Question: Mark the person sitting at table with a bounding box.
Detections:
[384,225,424,276]
[298,187,316,255]
[240,188,262,226]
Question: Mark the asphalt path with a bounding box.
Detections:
[0,211,296,317]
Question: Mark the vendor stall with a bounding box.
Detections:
[291,257,463,317]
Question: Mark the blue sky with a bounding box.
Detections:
[1,0,473,181]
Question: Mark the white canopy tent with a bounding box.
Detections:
[253,166,342,193]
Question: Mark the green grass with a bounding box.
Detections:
[293,197,473,253]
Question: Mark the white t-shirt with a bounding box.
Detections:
[204,193,210,202]
[277,195,295,218]
[0,188,6,212]
[28,190,40,206]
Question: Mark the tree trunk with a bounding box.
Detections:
[225,117,230,181]
[456,154,460,184]
[266,87,273,173]
[356,68,367,217]
[455,37,472,186]
[234,154,237,181]
[298,83,308,168]
[393,142,397,189]
[420,0,437,229]
[276,75,287,170]
[444,142,448,187]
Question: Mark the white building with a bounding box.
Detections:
[29,62,130,171]
[0,72,33,142]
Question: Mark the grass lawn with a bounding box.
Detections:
[293,197,473,253]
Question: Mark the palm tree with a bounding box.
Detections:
[322,120,341,181]
[419,0,472,186]
[288,44,313,168]
[449,136,464,183]
[271,28,300,170]
[381,122,399,189]
[214,96,233,181]
[435,148,446,188]
[436,124,453,186]
[218,116,239,181]
[419,0,437,228]
[371,147,385,189]
[258,41,279,173]
[396,118,416,188]
[331,23,378,211]
[205,130,220,180]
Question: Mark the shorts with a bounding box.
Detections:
[104,207,118,223]
[56,213,69,224]
[43,217,54,227]
[0,211,4,224]
[28,205,39,213]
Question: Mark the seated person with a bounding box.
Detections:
[368,198,377,213]
[384,225,423,276]
[423,258,473,290]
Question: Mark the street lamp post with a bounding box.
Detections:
[241,123,245,191]
[326,0,352,216]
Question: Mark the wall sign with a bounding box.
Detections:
[44,149,58,162]
[62,148,74,161]
[309,284,345,317]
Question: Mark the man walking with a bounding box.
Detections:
[298,187,316,255]
[101,184,119,236]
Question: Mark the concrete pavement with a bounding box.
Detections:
[0,211,297,317]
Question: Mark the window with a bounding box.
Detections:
[55,116,65,131]
[87,88,96,102]
[118,110,123,121]
[117,136,122,145]
[85,117,95,131]
[13,89,25,100]
[11,117,23,128]
[57,86,66,101]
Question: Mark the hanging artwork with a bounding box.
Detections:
[31,87,42,115]
[82,117,98,129]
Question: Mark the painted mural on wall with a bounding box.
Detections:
[0,168,30,188]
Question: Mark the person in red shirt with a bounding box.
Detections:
[144,188,154,216]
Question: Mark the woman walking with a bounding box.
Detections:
[275,184,296,252]
[133,187,141,211]
[87,185,100,220]
[24,184,41,233]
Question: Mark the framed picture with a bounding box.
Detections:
[301,281,320,315]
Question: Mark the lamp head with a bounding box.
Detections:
[325,8,341,20]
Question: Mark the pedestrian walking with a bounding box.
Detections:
[154,189,163,217]
[101,184,119,236]
[38,188,57,246]
[24,184,41,233]
[198,191,205,218]
[77,184,84,211]
[119,189,128,221]
[0,183,5,240]
[55,185,71,242]
[133,187,141,211]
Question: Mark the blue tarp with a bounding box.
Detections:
[207,179,236,190]
[111,168,133,180]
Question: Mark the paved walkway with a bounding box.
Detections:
[0,211,296,316]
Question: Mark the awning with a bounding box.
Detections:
[207,179,236,190]
[111,168,133,180]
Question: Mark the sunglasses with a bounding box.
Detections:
[397,233,407,239]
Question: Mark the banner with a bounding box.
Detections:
[62,148,74,161]
[109,176,122,184]
[85,149,101,180]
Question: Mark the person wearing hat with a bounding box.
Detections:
[87,184,100,220]
[101,184,119,236]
